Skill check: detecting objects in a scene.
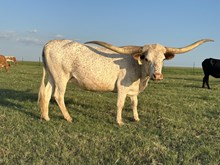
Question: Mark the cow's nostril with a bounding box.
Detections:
[153,73,163,81]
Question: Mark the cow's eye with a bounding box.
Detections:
[140,55,145,60]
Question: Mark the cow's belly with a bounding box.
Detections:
[210,73,220,78]
[70,71,118,92]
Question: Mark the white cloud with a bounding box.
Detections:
[0,31,16,39]
[0,30,44,46]
[16,37,44,46]
[29,29,38,33]
[55,34,64,38]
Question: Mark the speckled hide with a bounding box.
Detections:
[38,39,213,126]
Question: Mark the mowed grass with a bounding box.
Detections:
[0,62,220,164]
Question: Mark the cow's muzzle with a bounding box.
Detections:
[152,73,163,81]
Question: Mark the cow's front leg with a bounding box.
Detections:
[130,95,140,122]
[203,75,209,88]
[116,93,126,126]
[202,76,206,88]
[203,75,210,89]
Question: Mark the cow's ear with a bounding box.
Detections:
[133,53,143,65]
[164,52,175,60]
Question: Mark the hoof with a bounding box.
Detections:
[117,121,124,127]
[66,117,73,123]
[41,115,50,121]
[134,118,140,122]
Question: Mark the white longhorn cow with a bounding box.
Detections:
[38,39,213,126]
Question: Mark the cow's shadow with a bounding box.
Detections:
[0,89,39,119]
[0,88,92,121]
[168,77,202,82]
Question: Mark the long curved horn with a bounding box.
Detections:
[165,39,214,54]
[85,41,142,55]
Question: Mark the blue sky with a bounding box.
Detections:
[0,0,219,67]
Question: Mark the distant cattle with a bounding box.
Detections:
[0,55,10,72]
[5,56,17,65]
[202,58,220,89]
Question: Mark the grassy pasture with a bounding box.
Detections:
[0,62,220,164]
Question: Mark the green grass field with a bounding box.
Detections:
[0,62,220,164]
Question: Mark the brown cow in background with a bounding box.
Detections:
[0,55,10,72]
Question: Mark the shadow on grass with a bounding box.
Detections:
[0,88,131,123]
[183,85,203,89]
[168,77,202,82]
[0,88,39,119]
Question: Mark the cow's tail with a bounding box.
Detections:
[38,49,47,119]
[38,64,46,103]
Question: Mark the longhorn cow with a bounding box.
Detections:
[38,39,213,126]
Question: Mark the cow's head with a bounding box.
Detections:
[85,39,213,80]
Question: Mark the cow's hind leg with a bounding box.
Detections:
[40,80,53,121]
[53,78,72,122]
[206,76,211,89]
[130,95,140,122]
[39,75,54,121]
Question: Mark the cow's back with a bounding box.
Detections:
[202,58,220,78]
[42,40,140,91]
